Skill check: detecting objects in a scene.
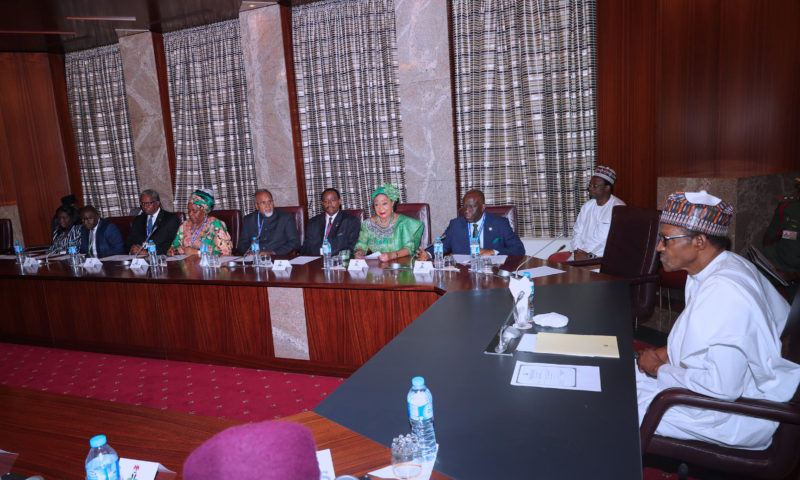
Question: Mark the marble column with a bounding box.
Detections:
[395,0,457,236]
[240,5,299,206]
[118,33,175,211]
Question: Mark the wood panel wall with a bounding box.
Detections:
[597,0,800,209]
[0,53,75,245]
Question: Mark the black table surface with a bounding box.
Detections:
[315,281,643,479]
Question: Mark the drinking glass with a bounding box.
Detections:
[339,249,350,267]
[480,256,494,274]
[444,255,455,269]
[391,434,422,479]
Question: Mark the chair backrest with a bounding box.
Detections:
[485,205,518,232]
[782,286,800,366]
[600,206,661,319]
[212,209,242,254]
[396,203,432,250]
[344,209,365,223]
[0,218,12,254]
[105,216,135,242]
[277,206,307,247]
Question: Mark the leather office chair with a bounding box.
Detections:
[344,209,365,223]
[395,203,431,250]
[484,205,518,232]
[0,218,12,254]
[640,287,800,480]
[105,215,135,242]
[277,206,307,248]
[212,209,241,254]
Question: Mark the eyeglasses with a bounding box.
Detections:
[657,233,696,245]
[140,201,157,206]
[587,183,606,189]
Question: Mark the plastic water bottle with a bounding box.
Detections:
[469,237,480,272]
[85,434,120,480]
[407,376,437,462]
[14,240,24,264]
[528,284,535,322]
[433,237,444,269]
[199,244,209,266]
[147,241,158,266]
[68,240,79,266]
[322,238,332,269]
[250,236,261,266]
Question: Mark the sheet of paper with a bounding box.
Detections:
[511,361,601,392]
[365,252,381,259]
[167,254,188,261]
[489,255,508,264]
[218,256,239,263]
[290,256,319,265]
[453,254,472,265]
[118,458,175,480]
[517,266,565,278]
[516,333,538,352]
[101,254,134,261]
[533,332,619,358]
[0,255,16,260]
[316,449,335,480]
[454,254,507,265]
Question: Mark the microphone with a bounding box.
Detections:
[132,224,159,258]
[514,233,566,278]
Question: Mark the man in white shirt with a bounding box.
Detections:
[570,165,626,260]
[637,190,800,449]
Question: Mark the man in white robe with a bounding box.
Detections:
[637,190,800,450]
[570,165,626,260]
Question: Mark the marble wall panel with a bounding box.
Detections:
[0,204,23,245]
[395,0,457,236]
[267,286,309,360]
[240,6,298,204]
[119,33,175,211]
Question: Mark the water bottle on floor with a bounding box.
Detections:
[85,434,120,480]
[407,376,437,462]
[433,237,444,269]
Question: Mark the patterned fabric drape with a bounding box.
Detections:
[292,0,407,215]
[452,0,597,237]
[65,44,140,217]
[164,20,256,211]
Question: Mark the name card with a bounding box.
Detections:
[348,259,368,271]
[272,259,292,271]
[413,261,434,274]
[23,256,39,267]
[119,458,175,480]
[130,258,149,270]
[83,257,102,268]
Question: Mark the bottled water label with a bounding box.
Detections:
[14,245,22,253]
[408,402,433,421]
[69,246,77,254]
[86,458,119,480]
[470,243,479,255]
[147,244,156,253]
[434,244,442,254]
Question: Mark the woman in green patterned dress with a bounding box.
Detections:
[354,184,423,262]
[167,189,233,256]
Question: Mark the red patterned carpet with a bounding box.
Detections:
[0,342,344,422]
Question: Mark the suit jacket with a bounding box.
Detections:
[79,219,125,257]
[426,211,525,256]
[238,209,300,255]
[301,210,361,256]
[125,209,181,255]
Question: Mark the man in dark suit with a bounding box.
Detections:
[79,206,125,257]
[416,189,525,259]
[238,189,300,255]
[301,188,361,255]
[126,189,181,255]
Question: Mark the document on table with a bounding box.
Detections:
[453,254,507,265]
[102,254,134,261]
[511,361,601,392]
[533,332,619,358]
[517,266,565,278]
[365,252,381,259]
[316,449,335,480]
[290,256,319,265]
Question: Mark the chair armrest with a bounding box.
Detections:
[565,257,603,267]
[640,388,800,451]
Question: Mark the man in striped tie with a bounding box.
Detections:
[125,189,181,256]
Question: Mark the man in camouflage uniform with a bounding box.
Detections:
[761,177,800,282]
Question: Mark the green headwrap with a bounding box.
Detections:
[190,190,215,212]
[371,184,400,202]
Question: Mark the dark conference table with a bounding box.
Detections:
[0,254,614,376]
[314,282,643,479]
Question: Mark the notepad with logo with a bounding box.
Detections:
[533,332,619,358]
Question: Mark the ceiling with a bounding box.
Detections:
[0,0,284,54]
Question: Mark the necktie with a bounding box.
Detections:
[146,215,154,236]
[89,229,95,256]
[472,223,478,238]
[324,216,333,239]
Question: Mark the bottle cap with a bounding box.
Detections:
[252,236,257,241]
[411,376,425,387]
[435,237,440,241]
[523,272,531,278]
[89,435,107,448]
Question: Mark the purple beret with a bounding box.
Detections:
[184,421,320,480]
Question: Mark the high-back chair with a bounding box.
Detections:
[344,209,365,223]
[640,287,800,480]
[484,205,518,232]
[0,218,12,254]
[212,209,241,254]
[395,203,431,250]
[277,206,307,248]
[105,215,135,242]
